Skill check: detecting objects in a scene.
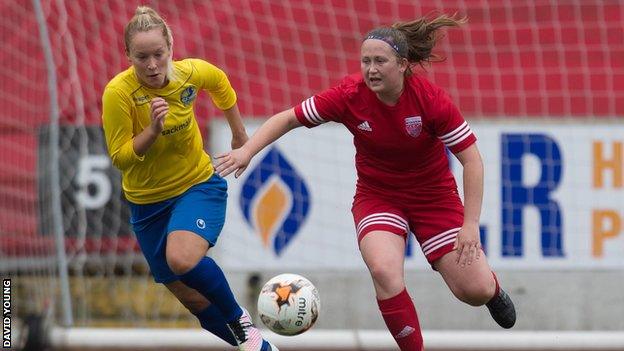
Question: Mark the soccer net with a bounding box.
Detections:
[1,0,622,350]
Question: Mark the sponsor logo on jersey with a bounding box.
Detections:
[180,86,197,105]
[357,121,372,132]
[404,116,422,137]
[161,117,191,136]
[133,94,150,104]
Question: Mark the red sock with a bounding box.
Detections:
[377,288,424,351]
[489,271,501,303]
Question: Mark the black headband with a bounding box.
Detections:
[364,30,408,58]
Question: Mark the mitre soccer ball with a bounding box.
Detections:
[257,273,320,336]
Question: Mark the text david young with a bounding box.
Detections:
[3,279,10,349]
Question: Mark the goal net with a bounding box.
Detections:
[1,0,622,349]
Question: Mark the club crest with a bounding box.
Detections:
[404,116,422,137]
[180,86,197,106]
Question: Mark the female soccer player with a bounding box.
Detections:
[102,6,277,351]
[216,14,515,351]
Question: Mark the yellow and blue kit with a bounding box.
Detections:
[102,58,236,204]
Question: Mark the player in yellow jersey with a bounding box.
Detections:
[102,6,277,351]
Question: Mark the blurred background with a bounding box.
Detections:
[1,0,623,350]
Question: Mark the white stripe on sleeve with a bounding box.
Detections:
[301,97,325,125]
[439,122,473,147]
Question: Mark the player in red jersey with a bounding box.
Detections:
[216,14,515,351]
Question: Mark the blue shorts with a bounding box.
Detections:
[128,174,228,283]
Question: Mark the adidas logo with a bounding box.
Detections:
[357,121,372,131]
[394,326,416,339]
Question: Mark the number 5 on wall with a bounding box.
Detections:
[75,155,112,210]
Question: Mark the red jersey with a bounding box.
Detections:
[294,73,476,197]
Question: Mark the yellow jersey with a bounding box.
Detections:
[102,58,236,204]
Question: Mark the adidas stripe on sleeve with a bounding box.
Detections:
[439,121,473,148]
[294,85,346,128]
[299,97,326,126]
[429,87,476,153]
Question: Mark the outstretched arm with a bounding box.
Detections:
[221,103,248,149]
[453,143,484,266]
[215,108,301,178]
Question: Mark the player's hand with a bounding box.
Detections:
[149,97,168,135]
[453,223,482,267]
[215,146,252,178]
[231,132,249,150]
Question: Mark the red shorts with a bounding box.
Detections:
[351,190,464,266]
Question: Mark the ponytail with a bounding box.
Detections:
[364,13,466,75]
[393,13,466,66]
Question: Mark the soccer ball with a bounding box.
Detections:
[257,273,320,336]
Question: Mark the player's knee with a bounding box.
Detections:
[452,283,493,306]
[367,261,401,289]
[167,251,201,275]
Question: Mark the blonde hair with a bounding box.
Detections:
[124,6,175,80]
[364,13,467,76]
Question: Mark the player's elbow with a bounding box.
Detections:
[109,152,132,171]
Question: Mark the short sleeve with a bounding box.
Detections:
[294,85,347,128]
[192,59,237,111]
[428,87,476,154]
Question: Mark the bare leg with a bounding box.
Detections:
[359,231,424,351]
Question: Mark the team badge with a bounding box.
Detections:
[404,116,422,137]
[180,86,197,105]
